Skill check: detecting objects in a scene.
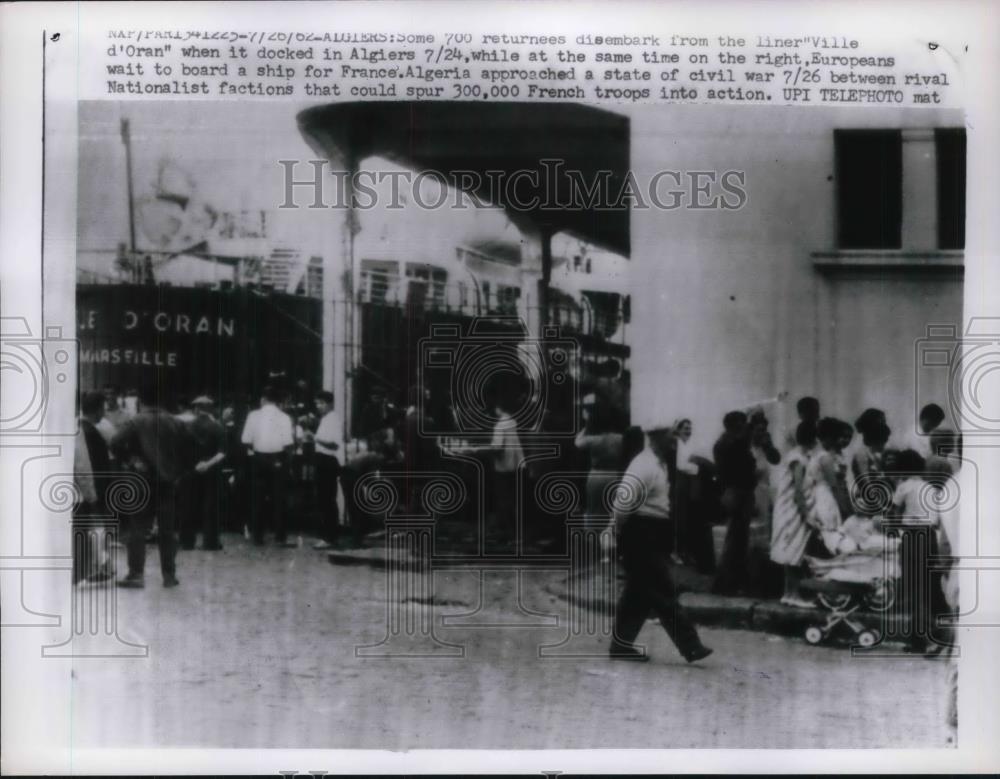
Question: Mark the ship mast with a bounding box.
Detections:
[120,117,137,277]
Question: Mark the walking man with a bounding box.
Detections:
[311,390,343,550]
[241,385,295,546]
[610,424,713,663]
[110,385,194,588]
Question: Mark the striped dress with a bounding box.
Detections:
[769,446,816,565]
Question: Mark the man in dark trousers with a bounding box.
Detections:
[241,385,295,546]
[73,390,113,584]
[712,410,758,595]
[610,424,713,663]
[110,384,194,588]
[183,396,227,551]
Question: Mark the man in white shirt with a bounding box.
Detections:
[609,424,713,665]
[241,386,295,546]
[614,442,672,522]
[310,390,343,550]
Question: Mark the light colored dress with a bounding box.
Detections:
[808,450,847,532]
[770,446,816,565]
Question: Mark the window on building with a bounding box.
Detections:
[936,128,966,250]
[835,130,902,249]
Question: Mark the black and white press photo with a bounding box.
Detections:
[2,1,999,774]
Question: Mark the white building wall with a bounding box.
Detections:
[627,105,964,453]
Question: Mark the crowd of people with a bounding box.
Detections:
[71,378,960,663]
[568,393,960,663]
[766,400,961,659]
[73,385,230,588]
[570,395,961,591]
[70,374,483,587]
[577,397,962,659]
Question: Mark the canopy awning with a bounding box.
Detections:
[297,102,631,257]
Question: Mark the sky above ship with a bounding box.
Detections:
[77,100,625,274]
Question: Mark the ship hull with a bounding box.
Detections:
[76,284,322,404]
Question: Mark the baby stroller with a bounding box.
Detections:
[798,520,900,647]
